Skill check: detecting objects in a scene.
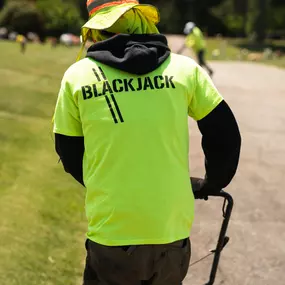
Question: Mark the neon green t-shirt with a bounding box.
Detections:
[53,53,223,246]
[185,27,206,53]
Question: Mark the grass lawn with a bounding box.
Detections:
[0,41,86,285]
[206,38,285,68]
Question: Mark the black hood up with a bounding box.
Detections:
[86,34,171,75]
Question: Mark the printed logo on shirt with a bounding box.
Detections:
[80,67,176,124]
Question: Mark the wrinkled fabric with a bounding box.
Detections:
[86,34,170,75]
[83,238,191,285]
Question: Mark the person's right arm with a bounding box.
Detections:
[55,134,85,186]
[53,72,85,187]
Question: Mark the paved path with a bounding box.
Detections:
[185,62,285,285]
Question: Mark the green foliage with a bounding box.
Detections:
[0,1,44,36]
[213,0,285,40]
[37,0,83,37]
[268,6,285,31]
[224,14,244,35]
[73,0,89,21]
[0,0,284,38]
[142,0,229,35]
[246,0,267,42]
[212,0,244,36]
[0,0,5,9]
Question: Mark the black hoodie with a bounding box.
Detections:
[55,34,241,194]
[87,34,170,75]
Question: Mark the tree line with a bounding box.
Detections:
[0,0,284,41]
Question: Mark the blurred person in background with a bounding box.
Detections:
[53,1,241,284]
[16,34,27,54]
[179,22,214,76]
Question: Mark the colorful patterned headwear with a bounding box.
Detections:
[81,0,159,43]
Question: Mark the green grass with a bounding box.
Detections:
[206,38,285,68]
[0,41,86,285]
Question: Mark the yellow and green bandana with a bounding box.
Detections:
[77,0,160,61]
[91,8,159,42]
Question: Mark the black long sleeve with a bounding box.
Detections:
[197,100,241,191]
[55,133,85,186]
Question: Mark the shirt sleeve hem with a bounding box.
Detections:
[194,96,224,121]
[53,127,83,137]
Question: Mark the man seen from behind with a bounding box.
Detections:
[53,1,241,284]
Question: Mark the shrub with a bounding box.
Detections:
[0,1,44,38]
[37,0,84,38]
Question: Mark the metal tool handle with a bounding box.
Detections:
[204,191,234,285]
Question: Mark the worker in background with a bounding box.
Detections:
[179,22,214,77]
[16,34,27,54]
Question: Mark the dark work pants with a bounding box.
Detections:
[83,238,191,285]
[197,49,213,76]
[198,49,206,66]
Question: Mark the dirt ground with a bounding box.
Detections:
[168,35,285,285]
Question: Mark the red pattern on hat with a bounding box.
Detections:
[87,0,139,17]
